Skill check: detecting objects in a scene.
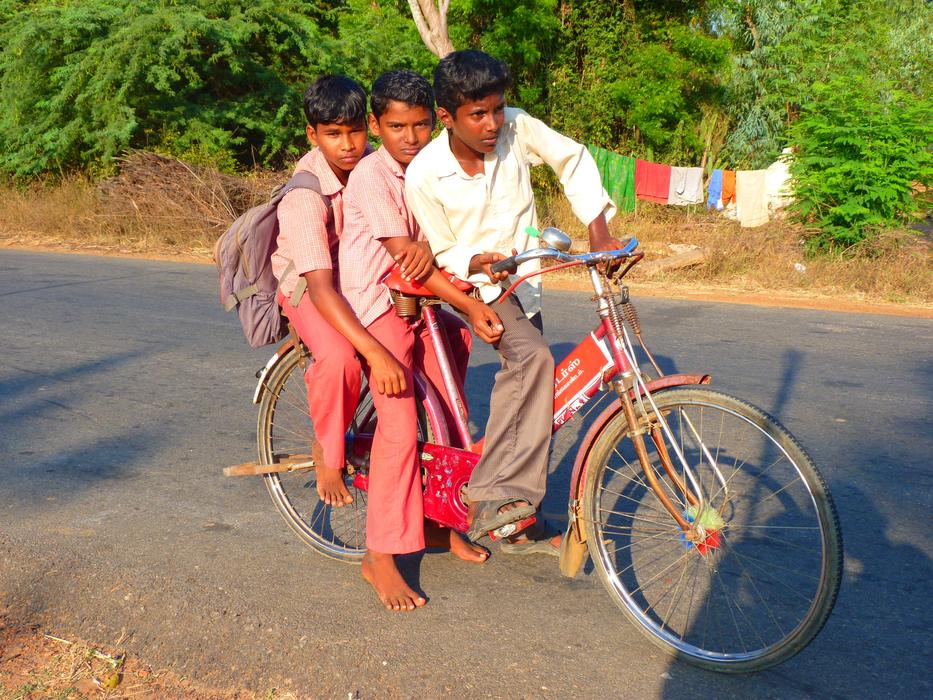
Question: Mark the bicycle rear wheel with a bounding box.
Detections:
[257,344,437,562]
[581,387,842,672]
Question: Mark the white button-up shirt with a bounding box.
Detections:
[405,107,616,316]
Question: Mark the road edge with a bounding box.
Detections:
[3,242,931,319]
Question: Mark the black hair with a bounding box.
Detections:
[303,75,367,127]
[371,70,435,119]
[433,50,511,114]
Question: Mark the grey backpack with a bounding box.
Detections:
[214,172,328,348]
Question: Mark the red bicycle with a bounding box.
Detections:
[230,228,842,673]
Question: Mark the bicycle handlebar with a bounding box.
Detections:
[489,237,639,274]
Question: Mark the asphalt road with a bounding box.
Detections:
[1,250,930,699]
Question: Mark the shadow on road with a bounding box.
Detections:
[655,348,933,699]
[0,347,164,506]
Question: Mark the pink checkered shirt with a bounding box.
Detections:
[271,148,345,297]
[340,146,423,327]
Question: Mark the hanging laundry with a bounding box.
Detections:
[721,170,736,207]
[765,148,793,210]
[635,159,672,204]
[668,166,704,205]
[736,170,769,228]
[707,169,723,210]
[588,145,636,212]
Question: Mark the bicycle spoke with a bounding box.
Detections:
[584,389,840,668]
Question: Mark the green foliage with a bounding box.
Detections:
[335,0,435,82]
[449,0,559,114]
[0,0,341,176]
[718,0,933,170]
[547,1,729,164]
[0,0,929,253]
[789,74,932,251]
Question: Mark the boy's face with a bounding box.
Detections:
[369,100,434,168]
[307,120,368,179]
[438,92,506,155]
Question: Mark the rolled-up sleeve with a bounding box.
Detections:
[277,189,333,274]
[516,111,617,225]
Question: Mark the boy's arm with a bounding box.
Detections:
[404,175,484,281]
[379,238,503,344]
[303,270,407,396]
[516,111,620,251]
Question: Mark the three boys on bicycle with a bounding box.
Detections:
[273,50,619,611]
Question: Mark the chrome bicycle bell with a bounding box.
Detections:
[541,227,572,251]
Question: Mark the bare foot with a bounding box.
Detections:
[361,551,426,612]
[424,524,488,563]
[316,466,353,507]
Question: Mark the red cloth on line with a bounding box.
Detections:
[635,159,672,204]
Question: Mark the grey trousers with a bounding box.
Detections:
[467,294,554,508]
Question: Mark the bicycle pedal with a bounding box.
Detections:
[488,515,537,541]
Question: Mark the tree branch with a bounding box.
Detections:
[407,0,454,58]
[744,4,762,51]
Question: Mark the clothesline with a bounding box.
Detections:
[587,145,792,229]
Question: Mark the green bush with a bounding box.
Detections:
[0,0,346,177]
[789,74,933,251]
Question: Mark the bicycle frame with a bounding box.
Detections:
[250,243,718,550]
[388,243,718,542]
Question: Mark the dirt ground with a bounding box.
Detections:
[4,240,930,319]
[0,610,287,700]
[0,238,929,697]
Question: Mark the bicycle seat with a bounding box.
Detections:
[381,265,474,297]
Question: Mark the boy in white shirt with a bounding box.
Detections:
[405,50,620,551]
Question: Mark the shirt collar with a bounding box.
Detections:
[302,148,346,197]
[434,128,499,180]
[375,144,406,179]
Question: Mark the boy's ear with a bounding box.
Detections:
[306,124,318,147]
[436,106,454,130]
[368,112,381,138]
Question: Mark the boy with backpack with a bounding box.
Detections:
[339,70,506,611]
[270,76,372,510]
[405,50,622,552]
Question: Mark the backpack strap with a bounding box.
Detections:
[274,171,330,307]
[224,283,260,312]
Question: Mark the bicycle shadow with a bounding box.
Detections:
[653,347,933,698]
[657,479,932,698]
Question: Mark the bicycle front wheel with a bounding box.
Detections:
[581,387,842,672]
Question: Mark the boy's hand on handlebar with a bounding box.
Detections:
[467,301,504,344]
[470,249,518,283]
[365,347,407,396]
[590,236,628,273]
[393,240,434,283]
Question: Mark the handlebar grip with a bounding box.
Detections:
[490,257,518,275]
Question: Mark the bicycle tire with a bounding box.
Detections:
[581,387,842,672]
[258,344,434,563]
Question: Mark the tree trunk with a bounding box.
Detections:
[407,0,455,58]
[744,4,762,51]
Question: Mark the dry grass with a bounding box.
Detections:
[0,616,297,699]
[0,152,930,305]
[538,195,933,305]
[0,152,282,258]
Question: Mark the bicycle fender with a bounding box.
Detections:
[564,373,712,543]
[253,341,295,404]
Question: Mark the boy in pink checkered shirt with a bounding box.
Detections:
[339,71,506,611]
[271,76,370,510]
